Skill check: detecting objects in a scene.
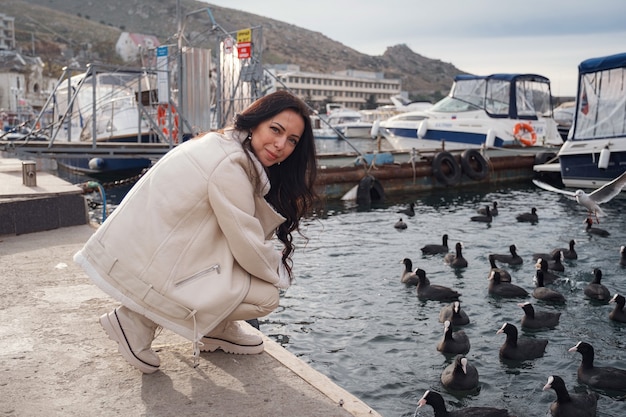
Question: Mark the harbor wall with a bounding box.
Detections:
[0,157,88,236]
[316,153,537,200]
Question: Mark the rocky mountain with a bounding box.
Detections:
[3,0,467,101]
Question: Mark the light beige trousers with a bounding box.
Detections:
[223,276,280,322]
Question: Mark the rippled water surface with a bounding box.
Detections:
[267,182,626,417]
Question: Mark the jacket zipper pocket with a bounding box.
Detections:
[174,264,221,287]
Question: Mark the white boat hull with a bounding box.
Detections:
[382,116,560,151]
[336,123,373,139]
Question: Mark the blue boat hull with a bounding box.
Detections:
[56,157,152,181]
[559,151,626,186]
[385,127,506,148]
[55,133,159,181]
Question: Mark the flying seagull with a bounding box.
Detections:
[532,170,626,223]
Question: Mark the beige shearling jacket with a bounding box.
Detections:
[74,129,285,343]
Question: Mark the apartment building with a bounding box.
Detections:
[264,64,402,112]
[0,13,16,51]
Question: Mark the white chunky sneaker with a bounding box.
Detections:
[201,320,264,354]
[99,306,160,374]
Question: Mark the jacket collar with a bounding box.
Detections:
[224,128,271,196]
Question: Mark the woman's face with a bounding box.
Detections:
[250,109,304,167]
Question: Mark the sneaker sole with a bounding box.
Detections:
[99,311,160,374]
[200,337,264,355]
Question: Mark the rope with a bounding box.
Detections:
[408,148,420,183]
[77,168,150,223]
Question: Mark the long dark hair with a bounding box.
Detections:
[233,90,318,277]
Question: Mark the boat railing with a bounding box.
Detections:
[10,63,180,154]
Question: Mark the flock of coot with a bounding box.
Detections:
[395,199,626,416]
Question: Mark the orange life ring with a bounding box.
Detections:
[513,122,537,146]
[157,104,179,143]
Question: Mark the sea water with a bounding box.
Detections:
[268,182,626,417]
[58,139,626,417]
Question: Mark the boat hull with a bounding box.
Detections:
[383,127,506,151]
[54,134,157,181]
[313,128,339,139]
[558,145,626,188]
[336,124,373,139]
[380,113,560,152]
[56,156,152,181]
[381,120,560,151]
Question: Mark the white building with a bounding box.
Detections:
[0,13,16,51]
[115,32,161,63]
[264,64,402,112]
[0,50,54,130]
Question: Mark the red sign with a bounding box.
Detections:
[237,42,251,59]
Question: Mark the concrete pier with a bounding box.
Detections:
[0,156,382,417]
[0,157,88,236]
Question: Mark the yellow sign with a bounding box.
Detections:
[237,28,252,43]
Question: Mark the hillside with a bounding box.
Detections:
[3,0,467,101]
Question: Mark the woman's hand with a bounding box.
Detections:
[275,263,292,289]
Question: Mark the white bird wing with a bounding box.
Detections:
[532,179,576,198]
[576,192,605,216]
[588,170,626,204]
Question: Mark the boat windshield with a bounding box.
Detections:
[572,62,626,141]
[430,78,486,113]
[330,115,361,124]
[429,95,482,113]
[514,78,552,117]
[432,75,551,119]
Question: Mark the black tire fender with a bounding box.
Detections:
[460,149,489,180]
[356,175,385,205]
[432,151,461,186]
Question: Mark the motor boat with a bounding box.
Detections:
[330,108,373,138]
[34,66,169,178]
[378,73,563,151]
[547,52,626,189]
[551,101,575,141]
[313,106,373,139]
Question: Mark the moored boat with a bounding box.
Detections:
[548,52,626,190]
[551,100,575,141]
[313,106,374,139]
[31,64,175,179]
[378,73,563,152]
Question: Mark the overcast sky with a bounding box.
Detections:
[203,0,626,97]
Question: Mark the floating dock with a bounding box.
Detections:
[315,147,555,201]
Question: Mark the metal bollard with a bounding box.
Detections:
[22,161,37,187]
